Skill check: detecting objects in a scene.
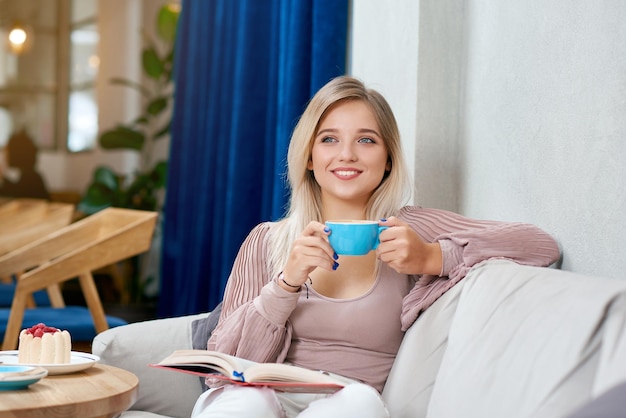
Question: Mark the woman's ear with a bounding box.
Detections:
[307,160,314,170]
[385,159,392,172]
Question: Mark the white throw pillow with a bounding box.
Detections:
[93,313,209,418]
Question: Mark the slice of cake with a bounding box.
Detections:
[18,323,72,364]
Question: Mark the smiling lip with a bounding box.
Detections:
[331,168,362,179]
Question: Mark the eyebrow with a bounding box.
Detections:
[315,128,382,138]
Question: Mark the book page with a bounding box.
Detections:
[244,362,350,386]
[157,350,257,379]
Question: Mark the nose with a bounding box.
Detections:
[338,142,357,161]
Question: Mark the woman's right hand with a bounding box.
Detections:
[279,221,336,289]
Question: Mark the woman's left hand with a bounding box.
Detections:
[376,217,443,276]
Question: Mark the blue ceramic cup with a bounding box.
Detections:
[325,220,388,256]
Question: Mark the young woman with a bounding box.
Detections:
[191,76,560,417]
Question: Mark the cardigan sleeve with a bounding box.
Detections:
[399,206,560,330]
[206,222,299,365]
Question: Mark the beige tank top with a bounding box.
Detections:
[286,262,415,392]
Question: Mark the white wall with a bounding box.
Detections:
[458,1,626,278]
[349,0,420,204]
[350,0,626,280]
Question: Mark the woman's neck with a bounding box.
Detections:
[321,197,369,221]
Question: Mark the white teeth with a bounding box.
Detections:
[335,170,358,176]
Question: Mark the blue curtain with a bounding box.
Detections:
[159,0,348,317]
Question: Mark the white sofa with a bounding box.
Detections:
[92,259,626,418]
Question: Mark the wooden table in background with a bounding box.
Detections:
[0,364,138,418]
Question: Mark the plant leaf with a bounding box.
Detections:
[77,200,112,216]
[143,47,164,79]
[152,161,168,188]
[100,127,145,151]
[133,115,150,125]
[154,121,171,139]
[157,3,181,43]
[78,182,117,214]
[92,166,120,191]
[126,173,159,211]
[147,97,168,115]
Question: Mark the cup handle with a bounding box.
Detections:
[373,226,389,250]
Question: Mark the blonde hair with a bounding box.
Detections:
[267,76,412,276]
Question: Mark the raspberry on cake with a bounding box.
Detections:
[18,323,72,364]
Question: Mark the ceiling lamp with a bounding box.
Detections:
[6,22,33,55]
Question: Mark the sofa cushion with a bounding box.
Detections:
[93,312,209,418]
[426,260,626,418]
[192,302,222,350]
[0,283,50,306]
[382,278,466,418]
[0,306,127,341]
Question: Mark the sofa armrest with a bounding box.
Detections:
[92,312,209,418]
[382,276,466,418]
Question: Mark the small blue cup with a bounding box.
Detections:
[325,220,388,256]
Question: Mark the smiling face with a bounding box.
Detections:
[307,99,391,215]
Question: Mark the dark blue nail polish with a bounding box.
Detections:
[380,218,387,222]
[333,261,339,270]
[324,226,330,233]
[333,252,338,260]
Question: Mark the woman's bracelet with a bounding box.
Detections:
[277,272,312,298]
[279,274,301,288]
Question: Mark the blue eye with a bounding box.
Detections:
[321,136,337,143]
[358,137,375,143]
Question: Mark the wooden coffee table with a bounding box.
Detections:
[0,363,138,418]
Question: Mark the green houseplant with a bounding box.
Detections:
[79,3,180,215]
[78,3,180,304]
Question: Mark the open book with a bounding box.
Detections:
[150,349,349,394]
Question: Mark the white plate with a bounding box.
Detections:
[0,351,99,375]
[0,365,48,390]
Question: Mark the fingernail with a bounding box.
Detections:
[324,226,330,233]
[333,262,339,270]
[333,252,338,260]
[380,218,387,222]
